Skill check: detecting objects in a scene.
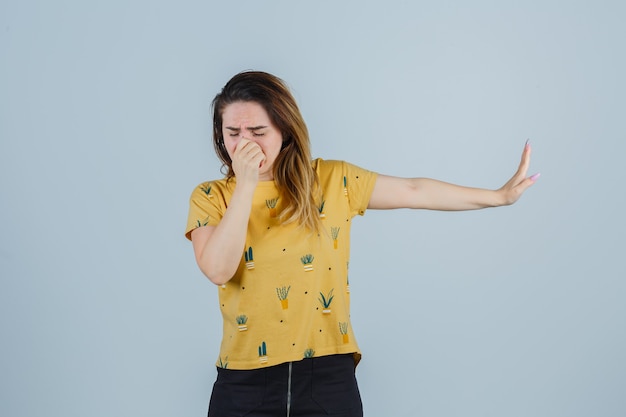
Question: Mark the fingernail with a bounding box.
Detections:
[525,139,530,148]
[530,173,541,181]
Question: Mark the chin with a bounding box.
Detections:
[260,164,275,177]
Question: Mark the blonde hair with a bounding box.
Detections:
[212,71,321,232]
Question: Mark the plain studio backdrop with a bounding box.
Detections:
[1,1,625,416]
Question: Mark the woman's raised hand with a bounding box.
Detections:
[497,141,540,206]
[231,138,266,186]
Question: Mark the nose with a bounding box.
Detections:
[241,132,258,143]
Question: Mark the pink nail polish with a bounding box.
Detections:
[530,173,541,181]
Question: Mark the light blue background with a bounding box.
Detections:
[1,1,625,416]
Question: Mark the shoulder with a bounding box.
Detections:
[312,158,348,175]
[312,158,377,178]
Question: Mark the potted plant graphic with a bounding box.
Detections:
[319,289,334,314]
[236,315,248,331]
[258,341,268,364]
[339,322,349,344]
[300,254,314,272]
[318,199,326,218]
[303,348,315,359]
[244,246,254,269]
[266,198,279,218]
[330,226,340,249]
[196,215,210,228]
[200,183,213,198]
[276,286,291,310]
[218,356,228,369]
[343,176,348,196]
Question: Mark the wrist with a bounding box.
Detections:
[492,188,510,207]
[232,179,257,200]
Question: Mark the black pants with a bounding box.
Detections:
[208,354,363,417]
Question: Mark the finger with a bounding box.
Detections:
[234,138,253,155]
[518,141,532,175]
[239,139,263,155]
[244,143,265,163]
[516,177,536,195]
[235,140,265,168]
[234,140,259,160]
[517,172,541,191]
[509,141,532,184]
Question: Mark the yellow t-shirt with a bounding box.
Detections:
[185,159,378,370]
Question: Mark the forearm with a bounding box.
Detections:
[195,184,255,285]
[369,175,506,210]
[407,178,505,211]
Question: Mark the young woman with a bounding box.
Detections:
[185,71,538,417]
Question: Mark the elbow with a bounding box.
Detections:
[199,265,235,286]
[192,235,242,286]
[207,274,231,286]
[196,256,236,286]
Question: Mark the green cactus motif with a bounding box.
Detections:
[258,341,268,363]
[319,289,334,314]
[339,322,349,343]
[266,197,279,217]
[318,199,326,218]
[343,176,348,196]
[218,356,229,369]
[196,215,210,228]
[276,285,291,309]
[236,315,248,331]
[200,183,213,197]
[346,261,350,293]
[244,247,255,269]
[331,226,340,249]
[300,254,314,271]
[303,348,315,359]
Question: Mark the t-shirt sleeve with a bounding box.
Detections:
[184,181,223,241]
[341,161,378,217]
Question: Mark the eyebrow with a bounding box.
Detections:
[225,126,268,131]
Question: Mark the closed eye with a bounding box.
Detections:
[225,127,240,137]
[224,125,268,137]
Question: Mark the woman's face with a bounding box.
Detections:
[221,101,283,181]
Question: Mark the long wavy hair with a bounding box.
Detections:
[212,71,321,232]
